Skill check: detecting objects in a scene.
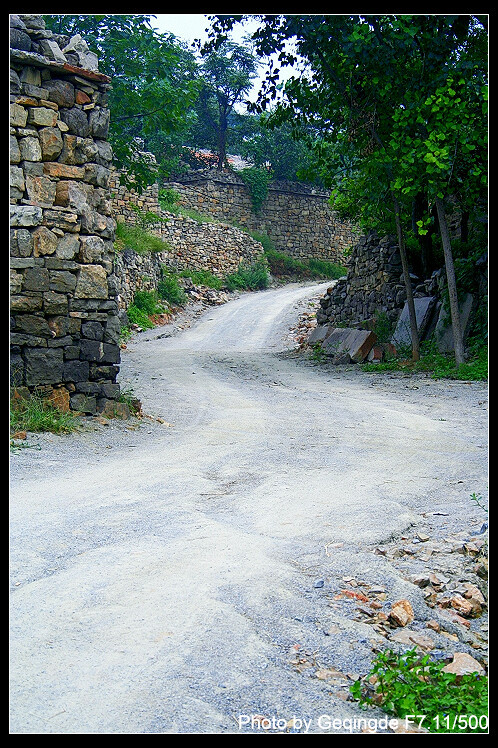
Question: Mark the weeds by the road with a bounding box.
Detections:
[350,648,488,733]
[10,389,79,441]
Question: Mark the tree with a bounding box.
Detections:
[195,38,259,169]
[43,14,200,190]
[206,14,487,363]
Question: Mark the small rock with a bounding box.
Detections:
[388,599,414,627]
[441,652,485,677]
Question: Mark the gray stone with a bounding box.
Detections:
[49,270,77,293]
[60,107,89,137]
[88,108,110,138]
[81,321,104,340]
[391,296,438,348]
[307,325,332,345]
[56,234,80,260]
[70,392,97,414]
[10,135,21,164]
[10,28,32,52]
[22,266,50,291]
[19,136,42,162]
[38,39,67,63]
[44,79,76,108]
[434,294,475,353]
[24,346,64,386]
[63,360,90,382]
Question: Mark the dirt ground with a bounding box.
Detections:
[10,282,488,734]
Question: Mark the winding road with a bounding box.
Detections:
[9,282,488,734]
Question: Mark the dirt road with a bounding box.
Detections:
[9,282,488,734]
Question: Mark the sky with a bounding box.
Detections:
[150,14,301,106]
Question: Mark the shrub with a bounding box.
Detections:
[157,272,187,306]
[224,261,270,291]
[350,647,488,733]
[178,269,223,290]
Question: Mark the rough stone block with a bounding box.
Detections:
[19,136,43,162]
[307,325,332,345]
[24,346,64,386]
[10,102,28,127]
[39,126,63,160]
[70,392,97,414]
[434,294,475,353]
[44,79,75,108]
[25,175,57,205]
[74,265,108,299]
[32,226,58,256]
[27,106,58,128]
[391,296,437,348]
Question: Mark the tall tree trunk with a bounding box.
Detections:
[392,192,420,361]
[435,196,466,365]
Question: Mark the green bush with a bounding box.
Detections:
[224,261,270,291]
[350,648,488,733]
[132,289,165,316]
[157,272,187,306]
[125,304,156,330]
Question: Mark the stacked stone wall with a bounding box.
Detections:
[10,14,122,415]
[317,233,406,327]
[166,169,361,262]
[110,170,266,310]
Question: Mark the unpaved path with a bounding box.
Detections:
[9,282,488,734]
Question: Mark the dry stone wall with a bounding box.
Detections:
[10,14,122,416]
[167,169,360,262]
[110,170,266,311]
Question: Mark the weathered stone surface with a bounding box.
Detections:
[32,225,58,256]
[74,264,108,299]
[59,106,89,137]
[43,161,85,179]
[88,107,110,138]
[24,347,64,385]
[39,126,64,160]
[307,325,332,345]
[388,599,414,627]
[27,106,58,128]
[56,233,80,260]
[10,102,28,127]
[25,174,57,205]
[434,293,475,353]
[391,296,438,348]
[19,136,42,162]
[44,78,75,108]
[441,652,485,677]
[70,392,97,414]
[78,235,105,263]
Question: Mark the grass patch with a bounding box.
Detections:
[10,390,79,437]
[360,340,488,381]
[114,221,171,255]
[157,272,188,307]
[224,260,271,291]
[350,648,488,733]
[264,245,347,280]
[178,269,224,290]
